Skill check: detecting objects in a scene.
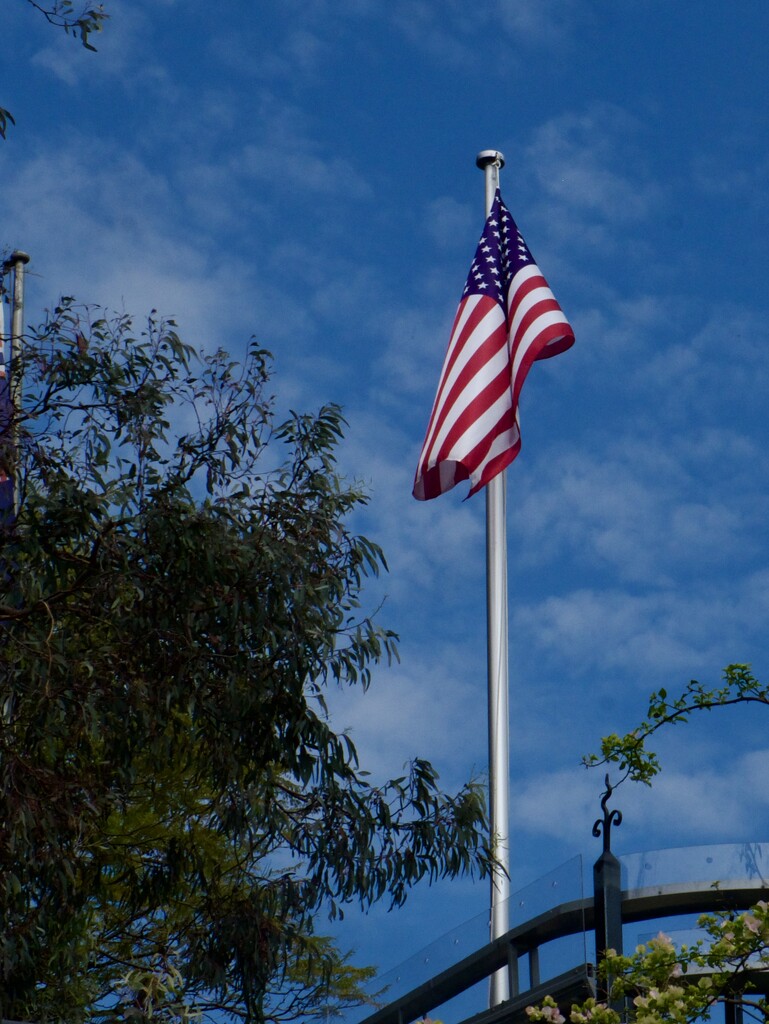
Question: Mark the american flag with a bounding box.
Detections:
[413,189,574,500]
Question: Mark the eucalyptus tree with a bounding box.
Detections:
[0,301,492,1022]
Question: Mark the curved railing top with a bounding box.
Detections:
[357,855,585,1011]
[352,841,769,1024]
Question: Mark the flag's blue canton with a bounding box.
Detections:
[462,190,533,308]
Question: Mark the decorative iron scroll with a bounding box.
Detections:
[592,773,622,854]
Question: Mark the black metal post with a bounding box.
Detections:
[507,943,520,998]
[528,945,541,989]
[724,996,744,1024]
[592,776,623,1007]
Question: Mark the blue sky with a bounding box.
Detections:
[4,0,769,995]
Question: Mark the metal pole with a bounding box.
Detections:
[6,251,30,346]
[593,777,624,1010]
[0,272,8,518]
[476,149,510,1008]
[4,251,30,517]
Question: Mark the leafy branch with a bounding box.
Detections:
[24,0,108,50]
[583,664,764,786]
[0,106,15,140]
[2,1,108,138]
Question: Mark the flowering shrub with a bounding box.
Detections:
[527,905,769,1024]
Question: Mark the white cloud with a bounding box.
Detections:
[211,0,583,83]
[372,303,455,402]
[240,128,372,200]
[388,0,581,66]
[325,648,487,791]
[513,571,769,683]
[339,408,486,599]
[511,768,597,841]
[497,0,580,46]
[569,292,671,362]
[148,85,373,206]
[510,428,766,586]
[389,1,483,67]
[525,105,661,230]
[511,747,769,851]
[613,752,769,846]
[424,196,476,252]
[0,135,321,363]
[643,305,769,414]
[210,27,328,83]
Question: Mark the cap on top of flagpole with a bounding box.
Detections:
[2,251,30,271]
[476,150,505,170]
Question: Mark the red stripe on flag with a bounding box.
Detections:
[425,320,508,459]
[420,296,499,449]
[510,318,576,409]
[431,354,512,467]
[467,435,521,498]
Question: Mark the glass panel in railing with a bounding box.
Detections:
[344,854,586,1024]
[353,902,488,1016]
[621,842,769,892]
[634,914,768,971]
[506,854,585,932]
[634,917,703,953]
[416,974,491,1024]
[537,931,590,988]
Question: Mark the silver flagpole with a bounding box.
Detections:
[6,250,30,354]
[4,251,30,516]
[476,150,510,1008]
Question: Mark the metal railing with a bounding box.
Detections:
[354,840,769,1024]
